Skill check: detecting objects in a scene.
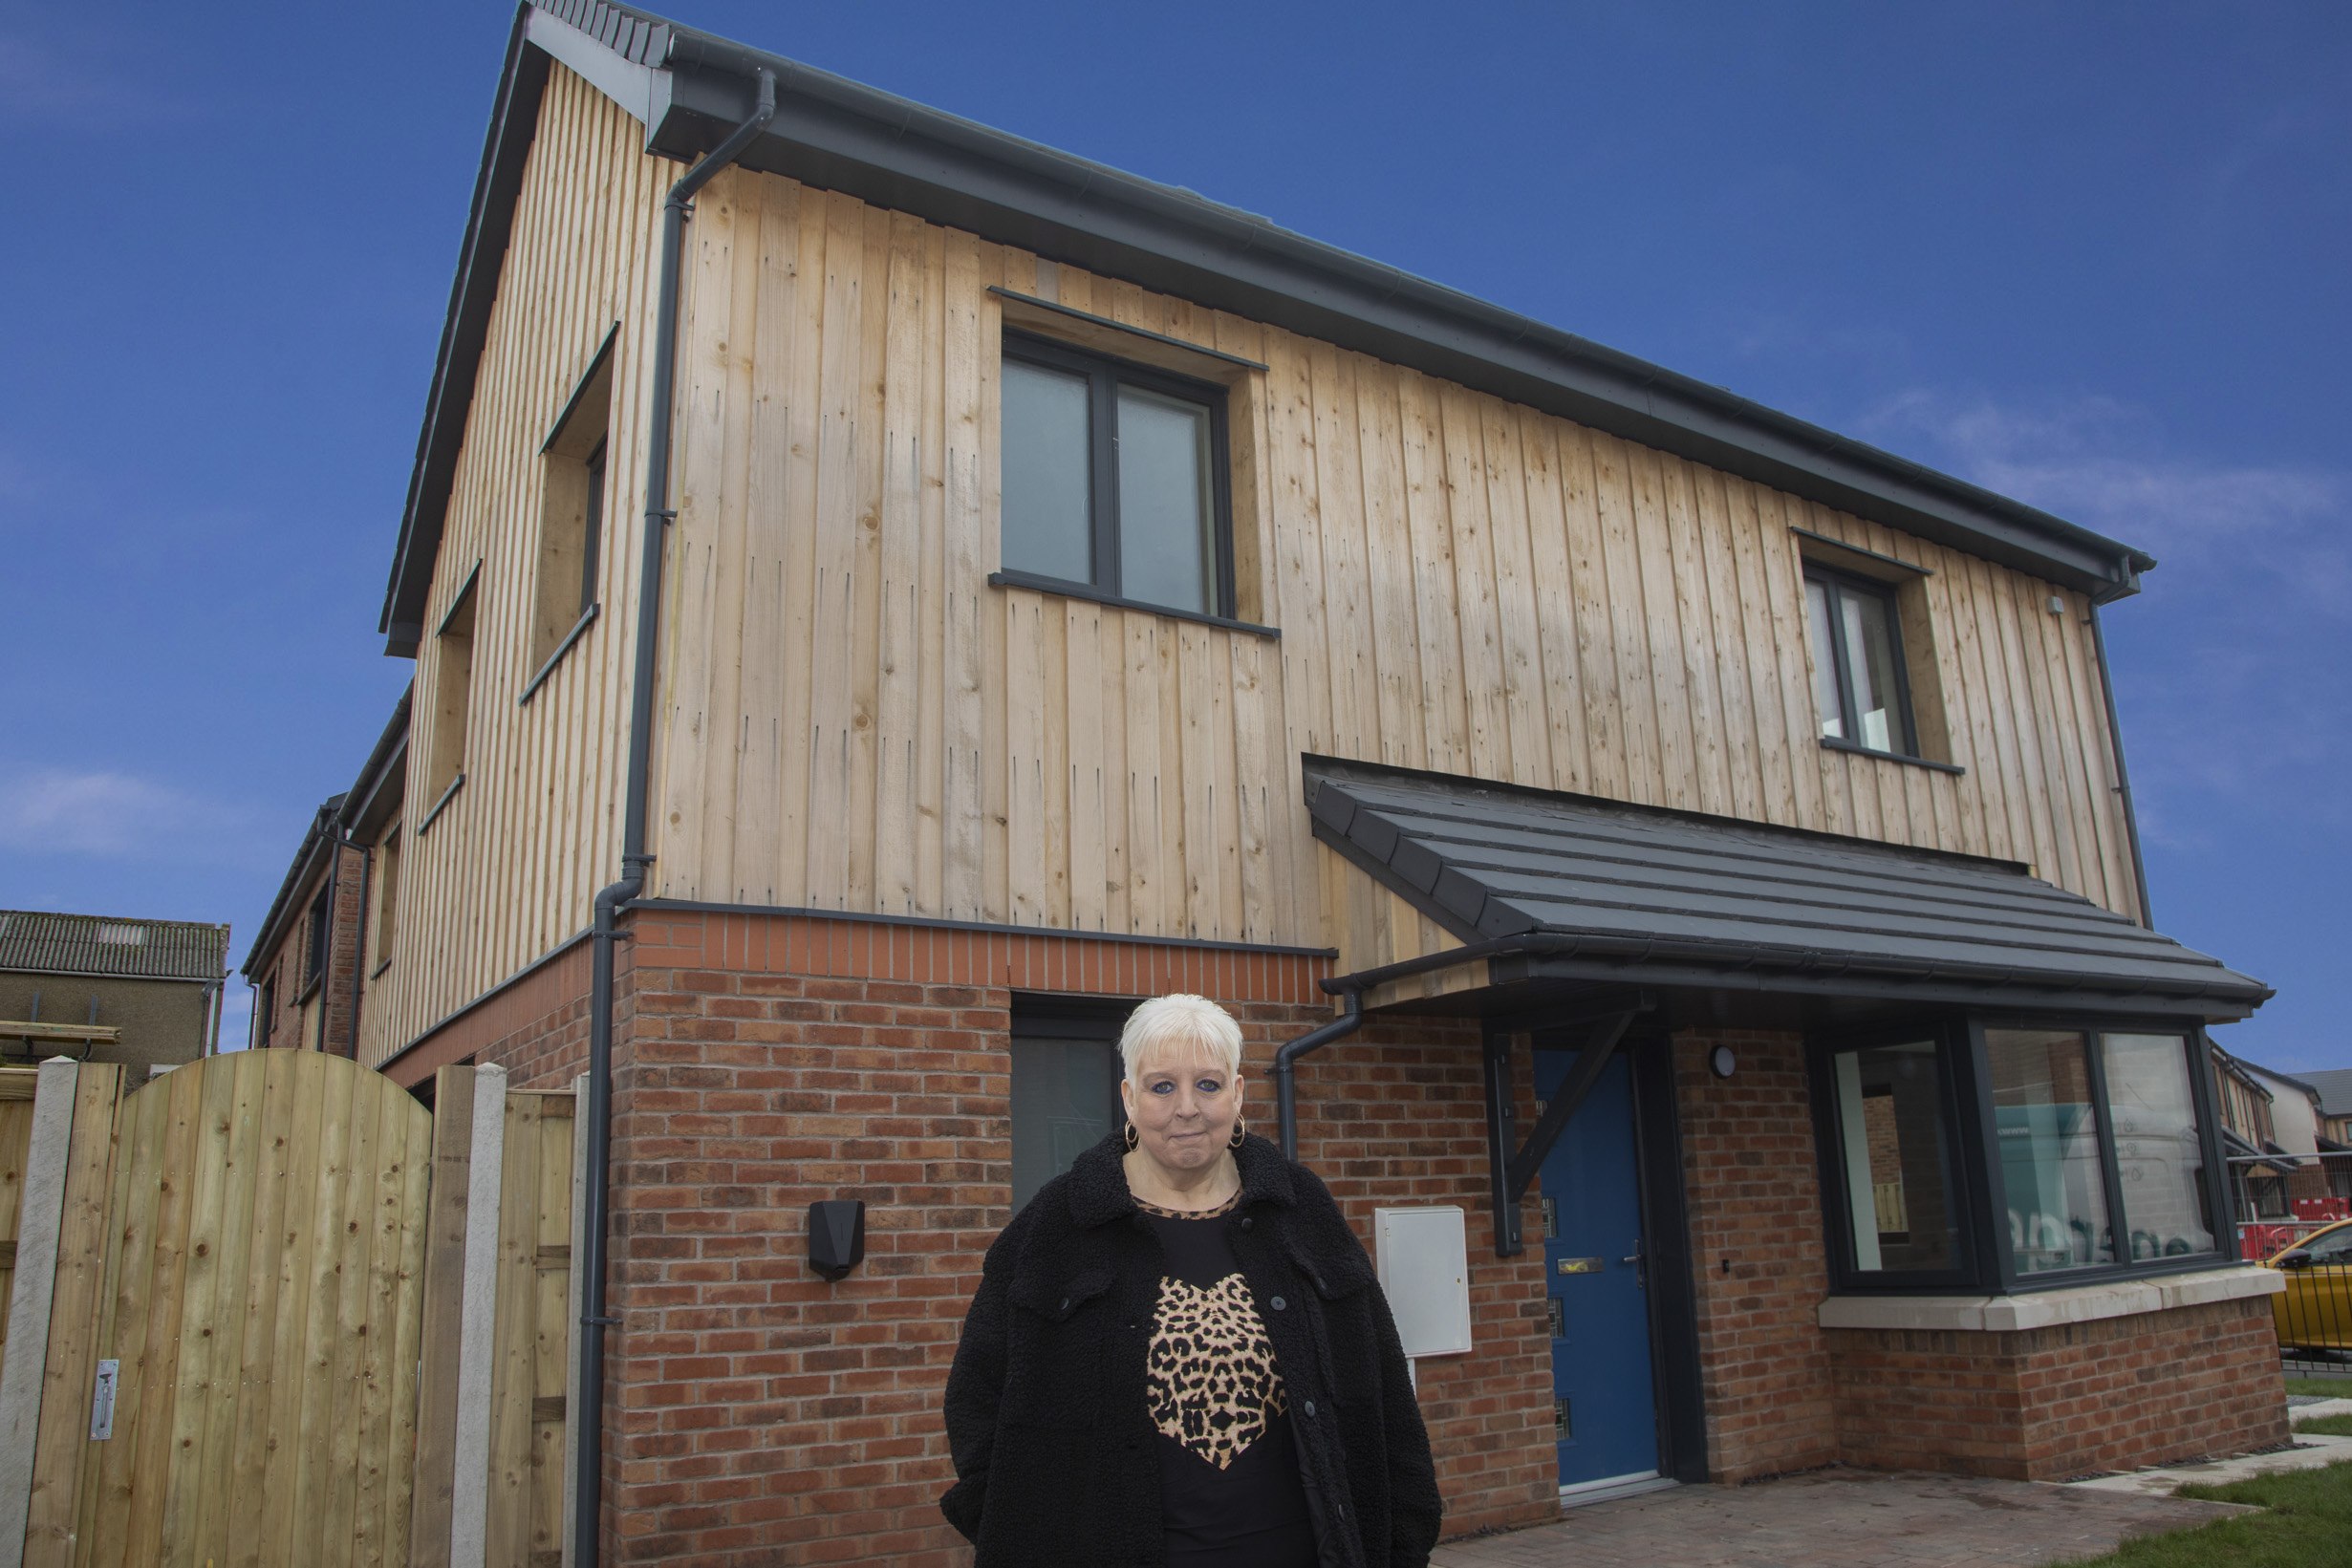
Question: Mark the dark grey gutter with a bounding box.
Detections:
[380,0,2159,654]
[572,65,776,1568]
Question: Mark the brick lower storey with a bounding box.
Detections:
[383,918,2294,1560]
[1827,1298,2289,1480]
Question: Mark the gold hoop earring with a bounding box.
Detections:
[1123,1123,1139,1152]
[1229,1120,1246,1150]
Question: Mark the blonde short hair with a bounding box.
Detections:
[1118,994,1243,1087]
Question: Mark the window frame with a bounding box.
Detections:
[1811,1011,2235,1296]
[1006,994,1136,1211]
[997,330,1238,621]
[1806,1017,1988,1293]
[1803,560,1923,762]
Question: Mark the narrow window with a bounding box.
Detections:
[2101,1033,2215,1258]
[1986,1029,2114,1274]
[999,333,1231,619]
[531,329,615,685]
[258,976,276,1043]
[1827,1039,1961,1274]
[372,827,401,970]
[306,885,332,987]
[423,569,478,816]
[1803,565,1917,757]
[1009,1029,1122,1210]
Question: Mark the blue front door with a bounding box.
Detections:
[1534,1047,1658,1489]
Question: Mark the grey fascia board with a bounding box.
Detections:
[241,804,341,980]
[526,5,663,130]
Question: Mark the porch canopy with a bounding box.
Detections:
[1305,756,2272,1025]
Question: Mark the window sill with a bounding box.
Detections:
[1818,1264,2281,1333]
[986,570,1279,638]
[296,974,324,1005]
[1819,737,1965,777]
[370,956,394,980]
[415,773,466,838]
[519,603,599,707]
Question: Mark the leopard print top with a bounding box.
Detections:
[1137,1193,1288,1471]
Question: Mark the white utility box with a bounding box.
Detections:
[1372,1205,1472,1359]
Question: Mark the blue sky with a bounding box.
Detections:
[1,2,2343,1072]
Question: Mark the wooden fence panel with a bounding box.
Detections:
[0,1070,40,1383]
[2,1058,574,1568]
[47,1052,433,1568]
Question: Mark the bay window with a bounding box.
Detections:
[1816,1017,2224,1292]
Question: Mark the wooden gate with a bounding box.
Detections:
[0,1056,581,1568]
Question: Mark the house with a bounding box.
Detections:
[2306,1067,2352,1201]
[0,909,230,1071]
[240,691,409,1056]
[316,2,2288,1559]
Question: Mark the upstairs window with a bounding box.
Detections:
[999,333,1233,619]
[529,328,615,696]
[305,884,332,988]
[421,565,478,830]
[1804,563,1918,758]
[371,827,401,971]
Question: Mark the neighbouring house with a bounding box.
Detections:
[313,2,2289,1559]
[241,691,409,1056]
[2306,1068,2352,1200]
[0,909,230,1071]
[2210,1044,2298,1219]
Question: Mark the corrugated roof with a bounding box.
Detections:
[0,910,230,982]
[1305,758,2272,1020]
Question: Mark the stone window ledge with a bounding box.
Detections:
[1819,1266,2285,1334]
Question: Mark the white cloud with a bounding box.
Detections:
[0,769,267,862]
[1861,389,2344,562]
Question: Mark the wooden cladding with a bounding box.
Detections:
[374,65,2140,1051]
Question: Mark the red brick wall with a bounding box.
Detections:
[1672,1028,1840,1482]
[537,909,1564,1565]
[250,843,366,1053]
[1829,1297,2289,1479]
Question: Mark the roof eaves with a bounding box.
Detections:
[240,797,347,979]
[378,0,2158,652]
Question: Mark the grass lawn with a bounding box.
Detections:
[2294,1413,2352,1436]
[2283,1376,2351,1399]
[2061,1460,2352,1566]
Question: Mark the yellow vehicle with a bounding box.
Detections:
[2266,1217,2352,1352]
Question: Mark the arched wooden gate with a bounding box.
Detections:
[0,1054,579,1568]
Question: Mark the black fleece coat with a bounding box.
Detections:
[940,1131,1442,1568]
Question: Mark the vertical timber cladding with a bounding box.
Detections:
[54,1051,433,1568]
[0,1071,36,1375]
[362,66,673,1066]
[645,156,2142,944]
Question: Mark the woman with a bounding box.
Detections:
[942,994,1441,1568]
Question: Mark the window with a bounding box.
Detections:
[1825,1038,1964,1278]
[1817,1019,2222,1292]
[1985,1025,2216,1277]
[999,333,1233,619]
[1008,1002,1129,1210]
[371,827,401,971]
[529,329,615,691]
[258,975,276,1044]
[305,885,332,988]
[1804,564,1917,757]
[421,565,478,828]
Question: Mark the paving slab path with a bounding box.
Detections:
[1431,1467,2250,1568]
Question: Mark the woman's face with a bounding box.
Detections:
[1119,1041,1241,1175]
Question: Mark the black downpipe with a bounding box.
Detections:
[2087,599,2155,929]
[1272,990,1363,1162]
[572,67,776,1568]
